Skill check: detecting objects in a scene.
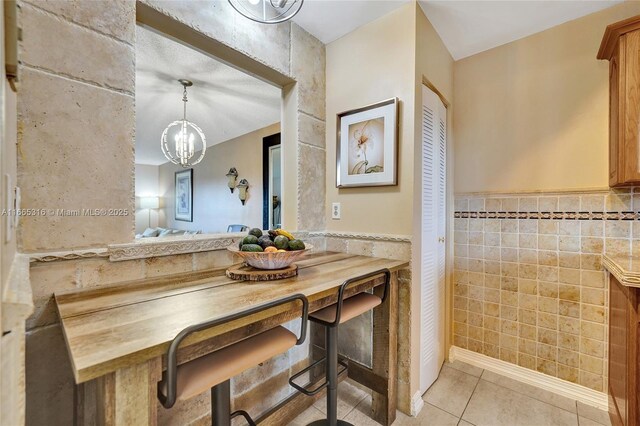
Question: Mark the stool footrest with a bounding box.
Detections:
[231,409,256,426]
[289,357,348,396]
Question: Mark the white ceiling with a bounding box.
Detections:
[292,0,411,44]
[135,25,281,166]
[418,0,623,60]
[292,0,622,60]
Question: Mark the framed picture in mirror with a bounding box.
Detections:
[175,169,193,222]
[336,97,398,188]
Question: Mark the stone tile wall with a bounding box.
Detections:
[18,1,327,425]
[17,0,326,252]
[318,234,413,413]
[452,189,640,393]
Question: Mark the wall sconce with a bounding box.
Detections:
[226,167,238,193]
[237,179,249,205]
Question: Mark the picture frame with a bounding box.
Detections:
[336,97,399,188]
[175,169,193,222]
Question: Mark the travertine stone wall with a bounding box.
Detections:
[18,0,326,253]
[18,0,136,252]
[20,1,326,425]
[318,234,413,413]
[452,189,640,393]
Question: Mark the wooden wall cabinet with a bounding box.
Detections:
[599,16,640,187]
[608,274,639,426]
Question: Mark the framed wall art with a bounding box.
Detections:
[336,97,398,188]
[175,169,193,222]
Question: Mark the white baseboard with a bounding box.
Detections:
[410,390,424,416]
[449,346,608,411]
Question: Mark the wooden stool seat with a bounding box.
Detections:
[310,293,381,325]
[163,326,297,401]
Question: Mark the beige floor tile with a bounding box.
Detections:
[458,421,474,426]
[394,402,460,425]
[445,360,484,377]
[480,370,577,413]
[579,416,607,426]
[342,396,380,426]
[313,379,369,419]
[576,402,611,426]
[288,406,326,426]
[462,380,578,426]
[423,365,480,417]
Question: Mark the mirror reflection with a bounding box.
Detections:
[134,25,282,238]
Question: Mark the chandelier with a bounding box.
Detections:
[228,0,304,24]
[161,79,207,168]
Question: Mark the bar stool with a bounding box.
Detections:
[158,294,309,426]
[289,269,391,426]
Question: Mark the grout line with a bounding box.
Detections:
[22,63,134,97]
[298,109,326,123]
[458,372,482,422]
[341,392,368,422]
[298,140,326,151]
[21,1,134,48]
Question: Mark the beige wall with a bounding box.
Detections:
[454,2,640,194]
[411,2,455,406]
[325,2,454,412]
[325,3,416,236]
[157,123,279,233]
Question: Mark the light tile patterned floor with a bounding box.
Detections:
[290,360,612,426]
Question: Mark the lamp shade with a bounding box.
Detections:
[140,196,160,209]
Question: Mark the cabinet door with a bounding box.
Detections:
[609,43,621,186]
[622,31,640,184]
[610,276,629,425]
[609,275,638,426]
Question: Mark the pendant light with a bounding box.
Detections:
[228,0,304,24]
[161,79,207,168]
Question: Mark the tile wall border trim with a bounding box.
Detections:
[455,188,613,197]
[29,249,109,263]
[449,346,608,410]
[28,231,411,263]
[311,231,411,243]
[454,211,639,220]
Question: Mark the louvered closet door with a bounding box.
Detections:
[420,85,447,394]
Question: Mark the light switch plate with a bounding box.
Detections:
[331,202,341,220]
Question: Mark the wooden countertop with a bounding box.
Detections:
[602,254,640,288]
[55,251,408,384]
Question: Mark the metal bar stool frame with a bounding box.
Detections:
[158,293,309,426]
[289,269,391,426]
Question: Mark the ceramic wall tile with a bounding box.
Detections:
[453,189,632,392]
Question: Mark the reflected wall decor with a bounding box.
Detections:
[336,98,398,188]
[175,169,193,222]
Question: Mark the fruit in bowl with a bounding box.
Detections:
[229,228,311,270]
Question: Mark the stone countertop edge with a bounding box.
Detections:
[602,254,640,288]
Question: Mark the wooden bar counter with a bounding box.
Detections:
[55,251,408,426]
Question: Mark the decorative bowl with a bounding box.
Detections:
[228,244,313,270]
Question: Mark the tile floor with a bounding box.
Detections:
[290,360,612,426]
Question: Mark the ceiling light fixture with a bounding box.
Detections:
[161,79,207,168]
[228,0,304,24]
